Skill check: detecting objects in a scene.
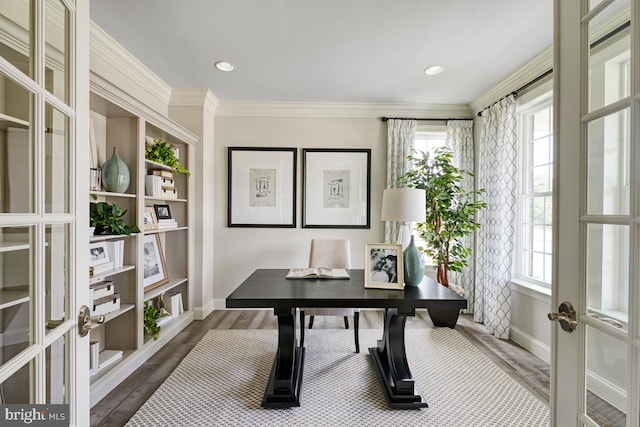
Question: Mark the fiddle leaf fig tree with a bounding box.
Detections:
[400,146,486,288]
[145,138,190,177]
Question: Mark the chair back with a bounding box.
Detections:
[308,239,351,269]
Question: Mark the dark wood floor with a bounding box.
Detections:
[90,310,550,427]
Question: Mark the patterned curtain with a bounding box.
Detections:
[445,120,475,313]
[474,95,517,339]
[385,119,416,244]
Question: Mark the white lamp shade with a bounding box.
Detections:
[381,188,426,222]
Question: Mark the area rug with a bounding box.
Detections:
[126,328,549,426]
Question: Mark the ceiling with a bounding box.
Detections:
[89,0,553,105]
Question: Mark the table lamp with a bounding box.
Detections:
[381,188,427,286]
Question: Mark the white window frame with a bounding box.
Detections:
[514,84,554,290]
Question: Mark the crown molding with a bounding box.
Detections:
[469,46,553,114]
[171,89,219,114]
[90,21,172,115]
[215,101,472,119]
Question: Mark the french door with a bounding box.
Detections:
[0,1,89,425]
[553,0,639,426]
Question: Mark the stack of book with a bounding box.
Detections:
[162,292,184,319]
[90,341,123,375]
[157,218,178,230]
[105,240,124,269]
[145,170,177,199]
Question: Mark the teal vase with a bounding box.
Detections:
[403,235,425,286]
[102,147,130,193]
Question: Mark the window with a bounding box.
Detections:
[516,94,554,286]
[412,126,446,265]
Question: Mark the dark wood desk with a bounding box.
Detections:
[225,269,467,409]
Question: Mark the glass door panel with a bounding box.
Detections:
[46,334,67,404]
[586,224,629,331]
[586,108,630,216]
[0,1,32,79]
[585,325,627,427]
[0,225,34,368]
[45,102,69,214]
[587,0,630,113]
[44,0,68,105]
[0,363,30,403]
[45,223,68,336]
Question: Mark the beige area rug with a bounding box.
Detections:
[126,328,549,427]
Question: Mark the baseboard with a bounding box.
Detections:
[193,299,215,320]
[509,325,550,364]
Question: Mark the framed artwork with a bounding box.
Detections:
[227,147,297,227]
[143,234,169,291]
[364,243,404,290]
[89,241,113,274]
[143,206,158,230]
[302,148,371,228]
[153,204,172,220]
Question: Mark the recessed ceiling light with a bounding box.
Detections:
[215,61,235,72]
[424,65,444,75]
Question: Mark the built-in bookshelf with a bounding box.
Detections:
[88,91,197,406]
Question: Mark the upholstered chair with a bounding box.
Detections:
[299,239,360,353]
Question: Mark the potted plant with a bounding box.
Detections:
[400,146,486,289]
[145,138,190,177]
[143,301,161,340]
[90,198,140,235]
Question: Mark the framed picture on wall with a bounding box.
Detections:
[364,243,404,290]
[302,148,371,228]
[227,147,297,227]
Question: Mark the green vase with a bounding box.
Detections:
[403,235,425,286]
[102,147,130,193]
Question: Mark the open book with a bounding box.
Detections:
[286,267,350,280]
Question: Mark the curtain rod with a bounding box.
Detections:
[380,117,473,122]
[477,68,553,117]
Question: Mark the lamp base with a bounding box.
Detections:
[403,235,424,286]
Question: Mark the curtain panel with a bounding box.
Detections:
[474,95,517,339]
[445,120,476,313]
[385,119,416,244]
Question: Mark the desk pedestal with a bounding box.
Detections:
[262,308,304,408]
[369,308,428,408]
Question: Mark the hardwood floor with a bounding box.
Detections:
[90,310,550,427]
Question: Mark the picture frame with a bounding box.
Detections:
[89,241,113,274]
[143,206,158,230]
[143,234,169,291]
[364,243,404,290]
[302,148,371,228]
[153,204,172,220]
[227,147,297,227]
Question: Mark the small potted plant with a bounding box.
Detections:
[90,198,140,235]
[145,138,190,177]
[143,301,161,340]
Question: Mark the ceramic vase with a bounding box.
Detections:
[403,235,425,286]
[102,147,130,193]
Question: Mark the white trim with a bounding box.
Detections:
[510,279,552,303]
[509,325,551,364]
[216,101,472,119]
[193,299,215,321]
[170,89,219,113]
[469,47,553,114]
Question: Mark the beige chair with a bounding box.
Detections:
[299,239,360,353]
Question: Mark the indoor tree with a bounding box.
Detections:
[400,146,486,287]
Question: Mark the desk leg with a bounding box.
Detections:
[262,307,305,408]
[369,308,428,408]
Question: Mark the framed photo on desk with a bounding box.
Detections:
[364,243,404,290]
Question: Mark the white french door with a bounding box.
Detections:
[553,0,639,426]
[0,1,89,425]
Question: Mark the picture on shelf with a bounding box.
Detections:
[89,241,114,274]
[154,204,172,220]
[143,234,169,291]
[143,206,158,230]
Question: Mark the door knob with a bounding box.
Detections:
[548,301,577,332]
[78,305,105,337]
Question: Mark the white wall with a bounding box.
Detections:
[212,115,387,307]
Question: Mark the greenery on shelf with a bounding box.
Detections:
[90,198,140,235]
[145,138,190,177]
[143,301,161,340]
[400,146,486,288]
